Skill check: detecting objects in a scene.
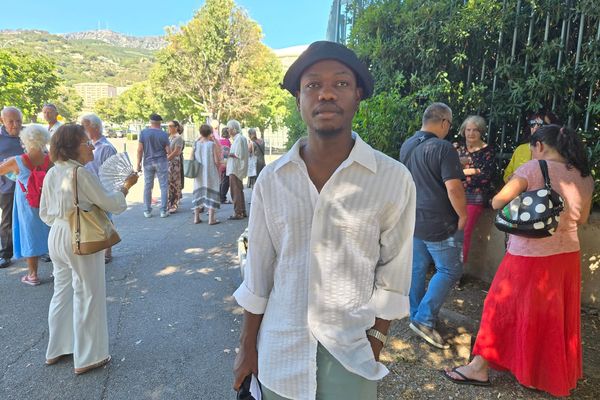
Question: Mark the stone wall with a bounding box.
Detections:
[464,210,600,307]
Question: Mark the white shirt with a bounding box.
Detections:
[233,133,416,400]
[226,133,248,180]
[40,159,127,226]
[48,121,63,136]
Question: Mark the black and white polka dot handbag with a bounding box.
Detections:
[495,160,564,238]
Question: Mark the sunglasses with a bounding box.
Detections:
[528,120,544,127]
[80,140,94,148]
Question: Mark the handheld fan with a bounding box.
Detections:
[99,152,135,192]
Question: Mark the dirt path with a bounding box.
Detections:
[378,278,600,399]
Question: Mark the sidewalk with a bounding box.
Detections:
[378,277,600,399]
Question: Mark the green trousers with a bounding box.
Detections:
[261,343,377,400]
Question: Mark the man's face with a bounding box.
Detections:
[441,116,452,138]
[82,120,98,140]
[42,106,58,124]
[297,59,362,137]
[2,110,22,136]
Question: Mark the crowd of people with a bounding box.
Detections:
[134,113,265,223]
[0,104,267,376]
[0,40,595,397]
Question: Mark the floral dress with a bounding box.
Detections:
[168,134,184,211]
[457,144,496,205]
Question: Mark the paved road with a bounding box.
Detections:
[0,157,250,399]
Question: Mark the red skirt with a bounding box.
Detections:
[472,251,582,397]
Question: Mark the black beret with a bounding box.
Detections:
[281,41,374,99]
[149,113,163,122]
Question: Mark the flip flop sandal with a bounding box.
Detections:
[21,274,41,286]
[441,367,491,387]
[228,215,244,220]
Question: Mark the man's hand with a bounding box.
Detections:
[233,342,258,391]
[367,335,384,361]
[233,311,263,391]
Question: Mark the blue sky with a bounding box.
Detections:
[2,0,332,49]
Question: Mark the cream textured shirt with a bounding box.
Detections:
[233,133,416,400]
[226,133,248,180]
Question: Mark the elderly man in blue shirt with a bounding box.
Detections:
[82,113,117,263]
[0,107,25,268]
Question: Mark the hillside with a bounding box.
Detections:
[62,30,166,50]
[0,30,160,87]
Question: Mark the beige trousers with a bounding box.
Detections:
[45,219,109,369]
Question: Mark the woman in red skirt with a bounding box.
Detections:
[443,124,594,397]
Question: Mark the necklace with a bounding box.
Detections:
[466,141,485,152]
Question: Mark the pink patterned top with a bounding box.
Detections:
[507,159,594,257]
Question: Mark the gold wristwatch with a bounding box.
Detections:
[366,328,387,345]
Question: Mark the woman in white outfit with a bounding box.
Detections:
[40,124,138,374]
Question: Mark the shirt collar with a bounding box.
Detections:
[274,131,377,174]
[59,159,84,168]
[92,135,107,145]
[0,125,19,138]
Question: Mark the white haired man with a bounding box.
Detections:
[42,104,62,136]
[82,113,118,263]
[225,120,248,220]
[0,107,25,268]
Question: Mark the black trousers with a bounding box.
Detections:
[0,192,14,259]
[219,170,230,203]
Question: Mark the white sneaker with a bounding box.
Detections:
[160,210,169,218]
[144,211,152,218]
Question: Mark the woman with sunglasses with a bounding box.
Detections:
[503,111,559,182]
[40,124,138,374]
[443,125,593,396]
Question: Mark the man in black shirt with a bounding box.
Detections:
[399,102,467,349]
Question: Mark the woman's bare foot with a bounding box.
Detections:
[444,364,489,383]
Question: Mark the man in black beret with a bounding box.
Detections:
[233,41,416,399]
[137,113,170,218]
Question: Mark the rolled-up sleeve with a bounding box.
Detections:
[369,175,416,321]
[233,181,276,315]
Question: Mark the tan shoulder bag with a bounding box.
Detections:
[69,166,121,255]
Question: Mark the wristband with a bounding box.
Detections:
[366,328,387,345]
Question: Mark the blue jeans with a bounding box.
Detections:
[143,159,169,213]
[409,231,463,328]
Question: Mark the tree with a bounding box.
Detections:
[0,50,60,120]
[348,0,600,205]
[283,96,306,149]
[94,97,126,124]
[155,0,284,126]
[51,86,83,122]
